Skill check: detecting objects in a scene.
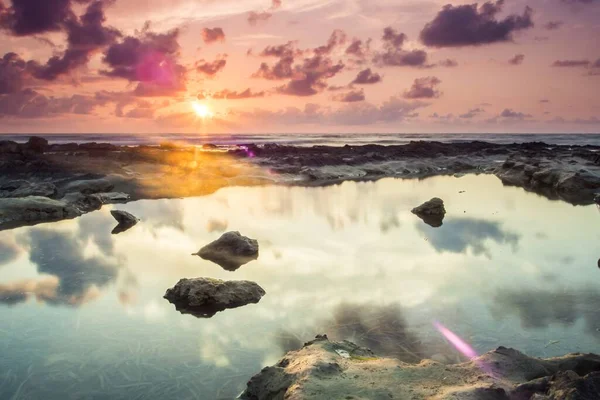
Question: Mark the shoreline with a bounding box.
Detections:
[1,137,599,230]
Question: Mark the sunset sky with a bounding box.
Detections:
[0,0,599,134]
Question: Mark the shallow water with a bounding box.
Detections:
[0,174,599,399]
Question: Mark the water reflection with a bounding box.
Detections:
[0,175,599,399]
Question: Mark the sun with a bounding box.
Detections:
[192,102,213,119]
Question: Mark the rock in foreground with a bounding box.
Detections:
[163,278,265,318]
[193,231,259,271]
[412,197,446,227]
[110,210,139,234]
[240,335,600,400]
[0,196,81,230]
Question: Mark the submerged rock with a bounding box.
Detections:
[193,231,259,271]
[240,336,600,400]
[163,278,265,318]
[412,197,446,227]
[0,196,81,230]
[110,210,139,234]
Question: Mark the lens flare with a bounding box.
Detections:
[192,102,213,119]
[433,321,477,359]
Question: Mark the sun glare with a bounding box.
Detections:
[192,102,213,119]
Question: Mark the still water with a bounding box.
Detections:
[0,175,599,399]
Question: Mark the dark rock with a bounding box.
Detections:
[62,178,114,195]
[95,192,130,204]
[163,278,266,318]
[0,196,81,230]
[25,136,49,153]
[0,181,57,198]
[0,140,19,154]
[110,210,139,234]
[62,192,103,213]
[542,370,600,400]
[193,231,259,271]
[411,197,446,227]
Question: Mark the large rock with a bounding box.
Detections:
[25,136,49,153]
[110,210,139,234]
[193,231,259,271]
[163,278,266,318]
[0,196,81,230]
[0,180,57,198]
[412,197,446,227]
[240,336,600,400]
[62,178,114,195]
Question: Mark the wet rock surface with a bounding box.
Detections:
[240,336,600,400]
[1,137,600,230]
[0,196,81,229]
[163,278,266,318]
[412,197,446,227]
[193,231,259,271]
[110,210,139,234]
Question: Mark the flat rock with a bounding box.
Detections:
[163,277,265,318]
[193,231,259,271]
[412,197,446,227]
[96,192,130,204]
[0,196,81,230]
[62,178,114,195]
[110,210,139,234]
[0,181,57,198]
[240,337,600,400]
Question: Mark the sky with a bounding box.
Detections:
[0,0,599,134]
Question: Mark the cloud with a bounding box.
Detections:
[196,54,227,77]
[201,27,225,44]
[544,21,563,30]
[332,88,365,103]
[403,76,441,99]
[0,277,59,306]
[247,11,272,26]
[351,68,382,85]
[0,52,28,94]
[459,107,484,119]
[0,236,20,265]
[271,0,282,9]
[251,41,298,80]
[0,0,73,36]
[314,29,347,56]
[420,1,534,47]
[540,99,550,103]
[500,108,532,118]
[561,0,599,4]
[417,217,520,258]
[276,55,344,96]
[438,58,458,67]
[374,27,429,67]
[200,88,265,100]
[0,88,110,118]
[345,38,372,63]
[552,59,591,67]
[509,54,525,65]
[101,24,186,95]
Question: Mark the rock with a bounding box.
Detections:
[0,181,57,198]
[96,192,130,204]
[25,136,49,153]
[595,193,600,205]
[163,278,265,318]
[240,337,600,400]
[411,197,446,227]
[193,231,259,271]
[0,196,81,230]
[110,210,139,234]
[62,178,114,195]
[0,140,19,154]
[61,192,103,213]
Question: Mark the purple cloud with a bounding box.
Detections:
[404,76,442,99]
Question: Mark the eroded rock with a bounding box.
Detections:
[412,197,446,227]
[193,231,259,271]
[163,278,265,318]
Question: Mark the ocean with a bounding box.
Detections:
[1,133,600,147]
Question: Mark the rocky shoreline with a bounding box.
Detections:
[1,137,599,230]
[240,335,600,400]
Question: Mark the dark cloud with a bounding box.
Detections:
[201,27,225,44]
[332,88,365,103]
[544,20,563,30]
[552,59,591,67]
[0,88,110,117]
[500,108,532,119]
[29,0,120,81]
[420,1,534,48]
[403,76,441,99]
[0,278,59,306]
[195,55,227,77]
[0,0,73,36]
[351,68,382,85]
[459,107,484,119]
[201,88,265,100]
[102,25,186,95]
[251,41,298,80]
[417,217,520,258]
[314,29,347,56]
[247,10,272,26]
[0,52,28,94]
[374,27,429,67]
[276,55,344,96]
[345,38,371,62]
[509,54,525,65]
[438,58,458,67]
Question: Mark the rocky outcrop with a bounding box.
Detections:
[110,210,139,234]
[62,178,115,195]
[163,278,266,318]
[193,231,259,271]
[0,196,81,230]
[0,181,57,198]
[412,197,446,227]
[240,336,600,400]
